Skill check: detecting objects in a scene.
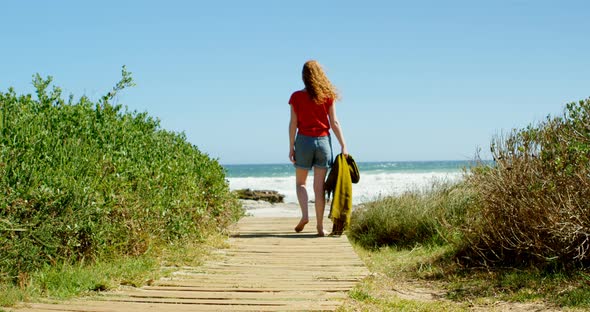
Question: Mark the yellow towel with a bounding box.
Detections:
[325,154,359,234]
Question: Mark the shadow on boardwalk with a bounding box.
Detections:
[231,233,333,238]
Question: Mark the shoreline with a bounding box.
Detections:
[239,199,363,218]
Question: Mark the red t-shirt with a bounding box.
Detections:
[289,90,333,137]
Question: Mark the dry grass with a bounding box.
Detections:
[461,98,590,268]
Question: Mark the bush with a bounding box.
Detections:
[461,98,590,268]
[0,68,243,283]
[349,181,473,249]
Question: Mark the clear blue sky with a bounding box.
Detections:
[2,1,589,164]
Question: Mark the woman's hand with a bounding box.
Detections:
[341,146,349,158]
[289,147,296,163]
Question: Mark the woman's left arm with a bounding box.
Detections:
[328,104,348,156]
[289,105,298,163]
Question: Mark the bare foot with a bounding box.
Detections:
[316,226,326,237]
[294,218,309,232]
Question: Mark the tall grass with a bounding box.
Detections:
[351,98,590,270]
[460,98,590,268]
[349,180,473,249]
[0,67,243,284]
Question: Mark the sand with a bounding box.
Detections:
[240,199,322,218]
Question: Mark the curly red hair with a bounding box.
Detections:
[302,60,340,104]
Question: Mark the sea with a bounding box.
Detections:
[224,160,471,204]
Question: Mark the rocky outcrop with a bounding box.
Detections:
[234,189,285,203]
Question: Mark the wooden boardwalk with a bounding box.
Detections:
[11,217,369,311]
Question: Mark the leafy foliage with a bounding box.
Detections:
[0,68,243,283]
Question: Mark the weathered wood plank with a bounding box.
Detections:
[106,289,348,299]
[12,301,340,312]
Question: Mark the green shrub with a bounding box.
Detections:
[349,181,473,249]
[0,67,243,283]
[461,98,590,268]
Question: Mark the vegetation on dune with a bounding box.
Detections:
[462,98,590,268]
[0,67,243,287]
[351,97,590,269]
[348,97,590,309]
[349,181,473,249]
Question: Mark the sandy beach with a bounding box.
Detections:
[240,199,305,217]
[240,199,364,219]
[240,199,332,218]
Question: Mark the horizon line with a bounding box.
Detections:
[221,159,493,166]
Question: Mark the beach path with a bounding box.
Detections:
[11,217,369,311]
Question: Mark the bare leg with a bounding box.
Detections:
[313,167,328,236]
[295,168,309,232]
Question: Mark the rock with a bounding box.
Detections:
[234,189,285,203]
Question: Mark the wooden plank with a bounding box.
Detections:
[11,301,340,312]
[145,285,358,291]
[93,297,343,305]
[167,275,364,282]
[106,289,348,300]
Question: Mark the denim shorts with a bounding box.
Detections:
[294,134,333,170]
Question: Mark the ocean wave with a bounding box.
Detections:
[228,171,464,204]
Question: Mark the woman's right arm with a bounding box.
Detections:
[328,104,348,156]
[289,105,298,163]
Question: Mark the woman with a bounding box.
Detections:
[288,60,348,236]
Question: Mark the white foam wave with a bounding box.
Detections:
[228,171,463,204]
